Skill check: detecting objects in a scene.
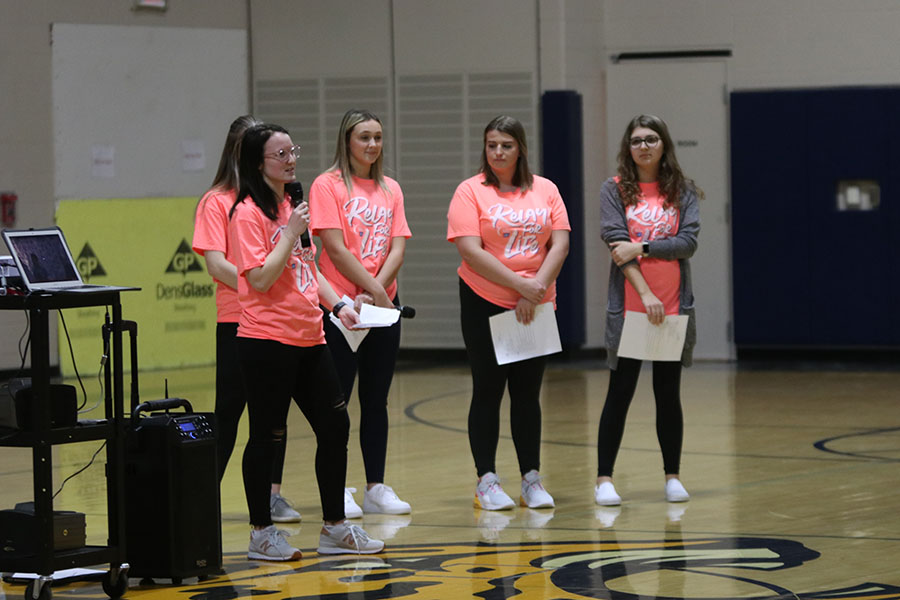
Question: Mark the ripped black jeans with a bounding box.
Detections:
[237,338,350,526]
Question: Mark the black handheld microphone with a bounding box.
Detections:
[397,305,416,319]
[285,181,310,248]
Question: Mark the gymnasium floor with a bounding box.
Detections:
[2,357,899,600]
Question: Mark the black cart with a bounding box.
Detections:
[0,290,135,600]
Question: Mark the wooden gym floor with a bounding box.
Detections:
[2,356,899,599]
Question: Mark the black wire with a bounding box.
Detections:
[17,309,30,374]
[3,311,30,412]
[58,310,88,411]
[52,441,107,499]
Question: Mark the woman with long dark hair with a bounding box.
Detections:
[447,115,570,511]
[230,123,383,559]
[595,114,701,506]
[192,115,301,523]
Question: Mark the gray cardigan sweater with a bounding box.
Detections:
[599,177,700,369]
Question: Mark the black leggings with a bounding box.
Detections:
[596,357,683,477]
[237,338,350,526]
[322,296,401,485]
[214,323,287,484]
[459,279,546,478]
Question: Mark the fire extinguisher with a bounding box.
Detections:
[1,192,16,227]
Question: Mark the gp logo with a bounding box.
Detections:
[75,243,106,282]
[185,538,900,600]
[165,239,203,276]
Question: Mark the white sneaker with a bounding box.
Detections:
[520,470,555,508]
[270,493,301,523]
[318,522,384,555]
[363,484,411,515]
[248,525,302,561]
[594,481,622,506]
[665,478,690,502]
[474,472,515,511]
[344,487,363,519]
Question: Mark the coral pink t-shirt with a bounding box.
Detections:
[230,197,325,347]
[192,188,240,323]
[447,174,571,309]
[309,171,411,300]
[623,181,681,315]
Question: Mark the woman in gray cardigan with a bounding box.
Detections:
[595,114,701,507]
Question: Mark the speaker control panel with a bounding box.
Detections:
[173,415,214,442]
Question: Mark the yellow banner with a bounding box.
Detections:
[55,197,215,376]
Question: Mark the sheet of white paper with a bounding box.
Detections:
[181,139,206,172]
[330,314,368,351]
[91,144,115,178]
[488,302,562,365]
[352,302,401,329]
[617,311,689,361]
[330,295,368,351]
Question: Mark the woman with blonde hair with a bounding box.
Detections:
[309,109,412,517]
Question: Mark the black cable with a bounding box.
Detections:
[58,310,88,411]
[17,309,30,374]
[52,441,107,499]
[3,311,30,416]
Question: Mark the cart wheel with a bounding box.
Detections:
[171,577,182,586]
[139,578,155,586]
[197,574,209,582]
[25,579,51,600]
[101,570,128,599]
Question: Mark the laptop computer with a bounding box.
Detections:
[1,227,136,293]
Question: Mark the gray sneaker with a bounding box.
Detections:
[318,522,384,555]
[248,525,302,561]
[270,493,301,522]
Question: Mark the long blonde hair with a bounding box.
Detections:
[327,108,391,198]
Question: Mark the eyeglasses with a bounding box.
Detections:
[629,135,661,149]
[265,145,302,162]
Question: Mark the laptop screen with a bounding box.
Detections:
[1,228,83,290]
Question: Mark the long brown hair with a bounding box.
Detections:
[198,115,262,214]
[479,115,534,191]
[616,114,702,209]
[209,114,262,192]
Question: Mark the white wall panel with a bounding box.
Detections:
[392,0,537,73]
[249,0,392,80]
[52,24,247,200]
[396,72,536,348]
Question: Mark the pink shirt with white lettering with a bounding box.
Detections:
[623,181,681,315]
[309,171,411,300]
[192,188,240,322]
[230,197,325,347]
[447,174,570,309]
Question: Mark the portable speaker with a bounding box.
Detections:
[0,378,78,430]
[123,398,221,583]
